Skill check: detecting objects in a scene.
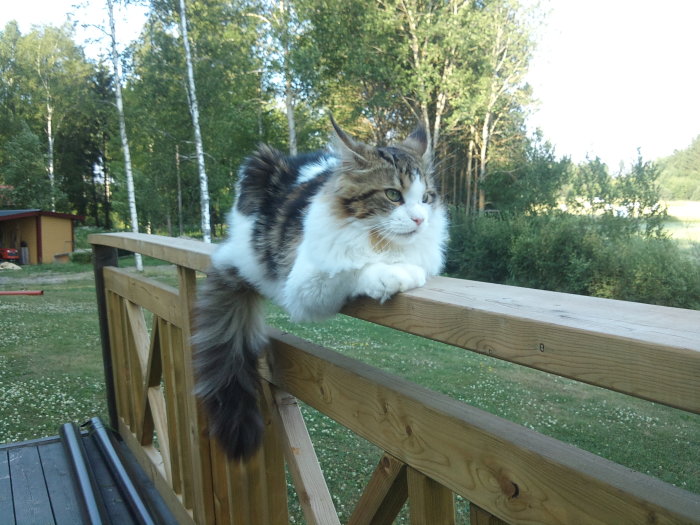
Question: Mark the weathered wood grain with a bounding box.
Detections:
[8,447,55,525]
[470,503,509,525]
[267,386,341,525]
[407,467,456,525]
[267,329,700,525]
[89,232,214,272]
[0,451,14,525]
[343,276,700,413]
[348,453,407,525]
[105,266,183,327]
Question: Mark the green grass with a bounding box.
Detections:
[0,277,106,443]
[1,265,698,523]
[665,200,700,247]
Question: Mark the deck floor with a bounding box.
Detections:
[0,429,173,525]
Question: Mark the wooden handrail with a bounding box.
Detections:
[344,277,700,414]
[89,233,700,525]
[91,232,700,413]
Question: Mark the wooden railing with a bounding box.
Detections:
[89,232,700,525]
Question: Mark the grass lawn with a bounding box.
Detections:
[1,262,698,523]
[665,200,700,247]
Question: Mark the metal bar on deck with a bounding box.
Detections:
[59,422,109,525]
[87,418,157,525]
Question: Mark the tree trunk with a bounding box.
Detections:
[478,112,492,212]
[175,144,183,237]
[106,0,142,270]
[284,72,297,156]
[178,0,211,243]
[102,133,111,230]
[466,138,474,214]
[46,103,56,211]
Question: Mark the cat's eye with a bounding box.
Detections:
[422,191,435,204]
[385,189,402,202]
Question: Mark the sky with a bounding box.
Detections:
[2,0,700,170]
[526,0,700,169]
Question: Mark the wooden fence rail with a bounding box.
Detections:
[89,232,700,525]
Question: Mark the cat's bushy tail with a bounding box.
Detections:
[193,266,268,460]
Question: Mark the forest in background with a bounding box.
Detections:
[1,0,699,307]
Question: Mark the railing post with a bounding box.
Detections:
[92,243,119,430]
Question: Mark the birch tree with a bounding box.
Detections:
[106,0,142,270]
[473,0,535,211]
[17,25,90,211]
[177,0,211,243]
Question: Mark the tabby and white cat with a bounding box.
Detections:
[193,118,448,459]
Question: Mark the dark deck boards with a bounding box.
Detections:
[0,428,175,525]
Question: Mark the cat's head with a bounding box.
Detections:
[329,117,442,248]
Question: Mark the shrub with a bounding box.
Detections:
[69,250,93,264]
[446,211,700,309]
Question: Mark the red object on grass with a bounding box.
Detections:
[0,290,44,296]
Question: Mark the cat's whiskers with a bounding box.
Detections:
[368,223,399,252]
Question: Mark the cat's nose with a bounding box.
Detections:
[412,217,424,226]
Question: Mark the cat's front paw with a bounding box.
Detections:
[358,263,426,303]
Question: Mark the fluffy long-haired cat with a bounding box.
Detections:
[193,117,448,459]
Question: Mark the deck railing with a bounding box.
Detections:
[89,232,700,525]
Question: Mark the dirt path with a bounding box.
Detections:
[0,270,95,286]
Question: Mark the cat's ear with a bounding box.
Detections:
[400,126,429,157]
[400,125,433,170]
[330,114,371,167]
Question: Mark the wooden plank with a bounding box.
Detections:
[177,265,214,525]
[342,276,700,414]
[124,300,150,375]
[167,317,194,510]
[107,291,130,427]
[104,267,183,327]
[209,442,234,525]
[118,418,195,525]
[148,387,172,483]
[407,467,455,525]
[8,446,55,525]
[37,442,82,524]
[219,380,288,525]
[0,451,15,525]
[267,330,700,525]
[160,319,184,496]
[259,381,289,525]
[123,300,145,439]
[268,386,341,525]
[470,503,509,525]
[348,453,407,525]
[92,243,120,428]
[139,317,161,447]
[89,232,214,273]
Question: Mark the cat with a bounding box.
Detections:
[193,117,448,459]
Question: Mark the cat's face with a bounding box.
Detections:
[329,121,441,249]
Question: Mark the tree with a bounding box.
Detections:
[485,132,570,213]
[0,23,96,212]
[657,135,700,200]
[177,0,211,243]
[0,121,52,208]
[126,0,270,236]
[107,0,142,270]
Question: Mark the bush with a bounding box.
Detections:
[445,209,514,282]
[446,211,700,309]
[592,237,700,308]
[69,250,93,264]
